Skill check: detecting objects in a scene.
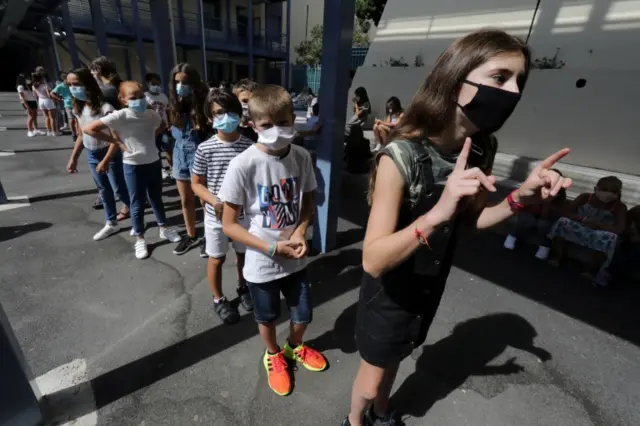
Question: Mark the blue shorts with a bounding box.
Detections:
[172,142,196,181]
[246,269,312,324]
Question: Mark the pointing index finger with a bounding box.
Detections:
[454,137,472,172]
[538,148,570,171]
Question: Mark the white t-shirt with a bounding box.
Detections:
[33,82,50,99]
[218,144,317,283]
[75,103,115,150]
[145,91,169,125]
[17,85,35,102]
[101,108,162,165]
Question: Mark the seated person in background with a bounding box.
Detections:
[593,205,640,287]
[548,176,627,279]
[504,171,567,260]
[372,96,404,150]
[345,86,370,136]
[296,102,321,149]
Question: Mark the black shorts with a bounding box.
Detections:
[355,271,447,368]
[23,101,37,110]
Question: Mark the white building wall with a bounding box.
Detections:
[353,0,640,175]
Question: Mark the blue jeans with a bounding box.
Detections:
[123,160,166,236]
[87,148,130,224]
[246,269,312,324]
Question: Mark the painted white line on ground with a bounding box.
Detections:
[0,195,30,212]
[0,151,16,156]
[0,127,7,131]
[36,358,97,426]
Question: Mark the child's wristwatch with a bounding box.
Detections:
[507,190,525,212]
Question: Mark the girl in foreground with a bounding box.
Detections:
[343,29,573,426]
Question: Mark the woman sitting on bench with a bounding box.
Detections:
[548,176,627,279]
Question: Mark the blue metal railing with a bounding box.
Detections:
[63,0,287,58]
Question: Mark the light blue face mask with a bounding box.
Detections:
[176,83,191,97]
[213,112,241,133]
[128,98,147,113]
[148,84,162,94]
[69,86,86,101]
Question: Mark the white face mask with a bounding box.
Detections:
[595,189,618,203]
[257,126,296,151]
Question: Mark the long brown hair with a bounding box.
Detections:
[31,66,48,86]
[368,29,531,203]
[168,63,208,130]
[68,67,105,116]
[89,56,123,90]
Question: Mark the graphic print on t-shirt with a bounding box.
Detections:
[258,177,300,229]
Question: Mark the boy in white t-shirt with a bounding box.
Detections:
[83,81,181,259]
[218,85,327,397]
[191,89,254,325]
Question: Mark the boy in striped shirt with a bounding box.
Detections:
[191,89,254,324]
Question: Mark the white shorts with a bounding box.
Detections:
[205,214,246,258]
[38,98,56,111]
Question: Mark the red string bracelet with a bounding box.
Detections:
[414,227,431,249]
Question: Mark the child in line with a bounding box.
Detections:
[31,66,60,136]
[504,169,567,260]
[51,72,78,141]
[191,89,254,324]
[219,84,327,397]
[548,176,627,279]
[232,79,258,142]
[145,72,172,178]
[168,63,211,256]
[373,96,404,150]
[83,81,182,259]
[16,73,42,137]
[65,67,130,241]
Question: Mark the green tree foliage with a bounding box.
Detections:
[294,23,370,66]
[356,0,388,29]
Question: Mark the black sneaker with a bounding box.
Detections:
[92,196,104,210]
[237,286,253,312]
[173,235,199,255]
[213,297,239,324]
[200,239,208,258]
[341,417,352,426]
[365,406,397,426]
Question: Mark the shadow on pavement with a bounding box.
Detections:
[29,188,97,203]
[41,246,363,423]
[0,222,52,243]
[390,313,550,421]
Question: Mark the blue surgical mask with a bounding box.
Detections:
[148,84,162,94]
[213,113,240,133]
[176,83,191,97]
[128,98,147,113]
[69,86,86,101]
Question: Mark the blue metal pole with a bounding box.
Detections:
[131,0,146,80]
[312,0,355,253]
[197,0,207,81]
[60,1,81,68]
[177,0,185,37]
[247,0,253,79]
[89,0,109,56]
[225,0,231,41]
[123,49,132,80]
[284,0,291,87]
[151,0,177,92]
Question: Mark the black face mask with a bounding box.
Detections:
[458,80,521,134]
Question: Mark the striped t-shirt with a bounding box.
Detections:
[192,134,254,217]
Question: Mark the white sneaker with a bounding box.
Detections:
[60,125,69,131]
[535,246,551,260]
[503,234,517,250]
[159,227,181,243]
[35,130,46,136]
[135,239,149,259]
[130,228,136,237]
[27,131,35,137]
[93,222,119,241]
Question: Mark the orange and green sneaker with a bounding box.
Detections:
[283,342,328,372]
[263,350,292,396]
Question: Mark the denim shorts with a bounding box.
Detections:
[172,142,196,181]
[246,269,312,324]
